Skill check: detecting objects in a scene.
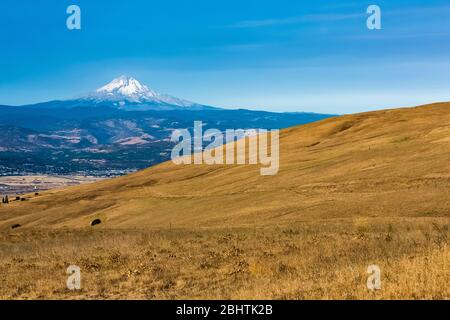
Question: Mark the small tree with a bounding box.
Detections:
[4,195,8,204]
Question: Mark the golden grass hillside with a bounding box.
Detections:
[0,103,449,299]
[0,102,449,229]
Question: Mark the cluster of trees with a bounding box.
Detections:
[1,195,29,204]
[2,195,9,204]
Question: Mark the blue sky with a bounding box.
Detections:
[0,0,449,114]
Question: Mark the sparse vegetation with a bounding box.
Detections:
[0,218,447,299]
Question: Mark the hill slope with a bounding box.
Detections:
[1,102,450,229]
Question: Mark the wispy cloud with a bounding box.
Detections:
[227,5,450,29]
[227,12,364,29]
[386,5,450,16]
[340,31,450,41]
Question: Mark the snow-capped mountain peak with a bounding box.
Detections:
[82,75,216,111]
[96,75,158,100]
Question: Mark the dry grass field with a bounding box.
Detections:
[0,103,449,299]
[0,218,447,299]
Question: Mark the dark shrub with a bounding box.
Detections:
[11,224,21,229]
[91,219,102,226]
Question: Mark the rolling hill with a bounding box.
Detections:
[1,102,449,230]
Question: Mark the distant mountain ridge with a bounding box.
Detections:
[24,76,218,111]
[0,76,335,176]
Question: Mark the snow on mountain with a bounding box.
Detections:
[96,75,158,101]
[89,75,202,109]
